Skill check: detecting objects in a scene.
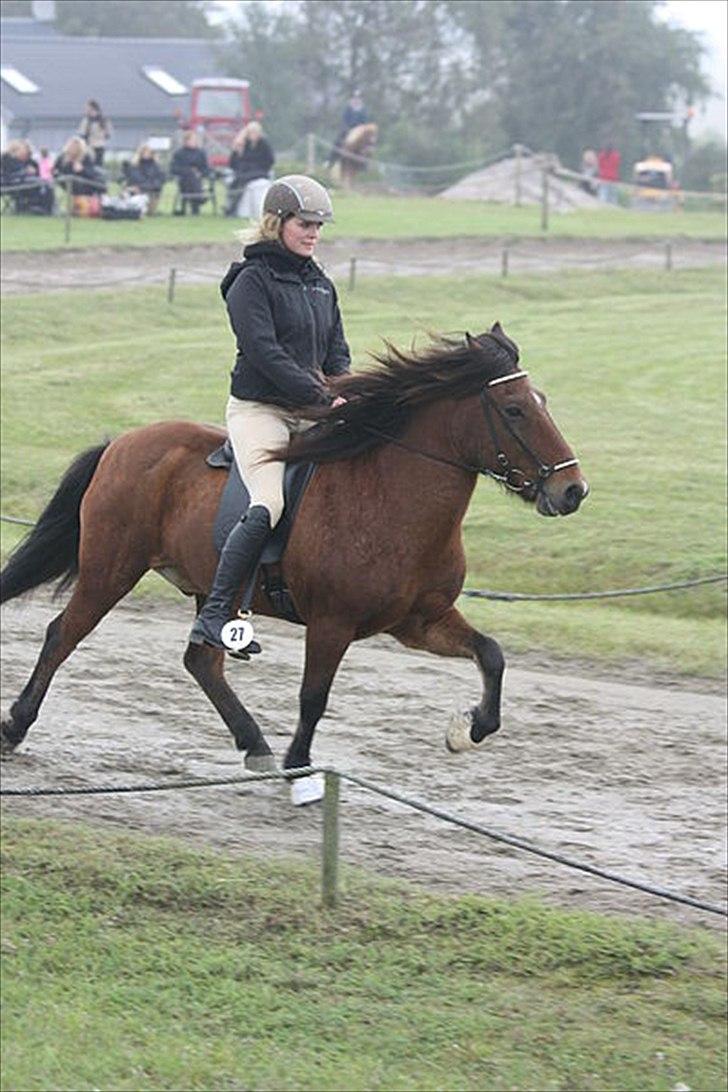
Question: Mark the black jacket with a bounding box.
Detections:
[126,158,165,193]
[223,241,351,407]
[170,146,209,179]
[52,153,105,195]
[228,138,274,187]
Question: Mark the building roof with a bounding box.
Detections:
[0,30,225,121]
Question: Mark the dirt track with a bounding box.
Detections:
[1,596,725,930]
[1,236,725,294]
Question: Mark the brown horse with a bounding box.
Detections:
[0,324,587,793]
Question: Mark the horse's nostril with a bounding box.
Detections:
[564,483,583,511]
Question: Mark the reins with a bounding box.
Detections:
[360,370,579,492]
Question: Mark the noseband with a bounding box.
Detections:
[480,370,579,493]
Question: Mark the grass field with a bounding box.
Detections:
[1,188,726,251]
[1,816,725,1092]
[1,265,725,676]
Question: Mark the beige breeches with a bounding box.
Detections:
[225,396,312,528]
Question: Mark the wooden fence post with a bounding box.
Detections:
[514,144,523,207]
[665,242,673,271]
[64,186,72,244]
[501,247,509,277]
[541,168,549,233]
[348,256,357,291]
[167,267,177,304]
[321,770,340,908]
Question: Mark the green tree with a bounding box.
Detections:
[449,0,708,171]
[53,0,218,38]
[219,0,503,166]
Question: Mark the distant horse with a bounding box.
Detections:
[331,122,378,188]
[0,324,587,794]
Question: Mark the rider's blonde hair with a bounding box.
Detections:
[235,210,285,246]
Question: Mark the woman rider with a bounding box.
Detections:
[188,175,351,656]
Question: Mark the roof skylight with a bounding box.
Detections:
[142,66,187,96]
[1,66,40,94]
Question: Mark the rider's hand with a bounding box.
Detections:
[331,396,347,408]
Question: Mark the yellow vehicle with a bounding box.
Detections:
[632,155,682,210]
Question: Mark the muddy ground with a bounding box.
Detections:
[1,596,725,930]
[1,236,726,294]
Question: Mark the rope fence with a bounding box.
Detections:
[1,512,724,602]
[1,765,724,917]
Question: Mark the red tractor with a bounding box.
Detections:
[180,78,253,168]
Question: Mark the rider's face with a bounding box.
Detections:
[280,216,323,257]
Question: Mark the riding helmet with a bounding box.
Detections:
[263,175,334,223]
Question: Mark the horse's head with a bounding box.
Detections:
[461,325,589,517]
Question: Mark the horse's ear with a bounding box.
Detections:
[490,321,504,336]
[465,331,481,351]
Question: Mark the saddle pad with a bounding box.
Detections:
[207,438,315,560]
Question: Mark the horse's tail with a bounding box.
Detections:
[0,442,110,605]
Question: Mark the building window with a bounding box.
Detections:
[142,66,187,96]
[1,67,40,94]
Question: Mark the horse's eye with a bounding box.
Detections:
[505,405,524,419]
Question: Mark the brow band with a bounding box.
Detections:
[487,370,529,387]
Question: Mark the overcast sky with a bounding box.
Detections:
[659,0,726,137]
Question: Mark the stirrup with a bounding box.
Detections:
[221,611,261,657]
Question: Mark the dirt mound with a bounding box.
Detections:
[440,153,604,211]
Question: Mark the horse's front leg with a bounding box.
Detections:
[391,606,505,753]
[284,619,352,805]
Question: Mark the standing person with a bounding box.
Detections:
[579,148,598,195]
[170,130,210,215]
[37,147,54,183]
[597,142,621,204]
[188,175,351,657]
[225,121,274,216]
[78,99,112,167]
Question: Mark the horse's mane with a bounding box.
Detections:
[285,322,519,465]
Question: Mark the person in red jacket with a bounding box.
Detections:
[597,144,621,204]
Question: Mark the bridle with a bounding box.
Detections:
[480,370,579,493]
[361,370,579,494]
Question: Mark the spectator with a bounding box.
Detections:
[579,148,598,196]
[53,136,106,198]
[78,99,112,167]
[170,130,210,216]
[225,121,274,217]
[328,89,369,168]
[37,147,54,183]
[597,143,621,204]
[124,143,166,216]
[1,139,54,214]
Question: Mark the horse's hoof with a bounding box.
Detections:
[446,709,482,753]
[0,722,18,757]
[244,752,277,773]
[290,773,325,807]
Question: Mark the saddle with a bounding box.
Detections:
[207,439,315,622]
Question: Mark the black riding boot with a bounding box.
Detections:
[189,505,272,654]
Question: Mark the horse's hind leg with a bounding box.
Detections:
[1,567,146,754]
[183,597,275,771]
[391,606,505,753]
